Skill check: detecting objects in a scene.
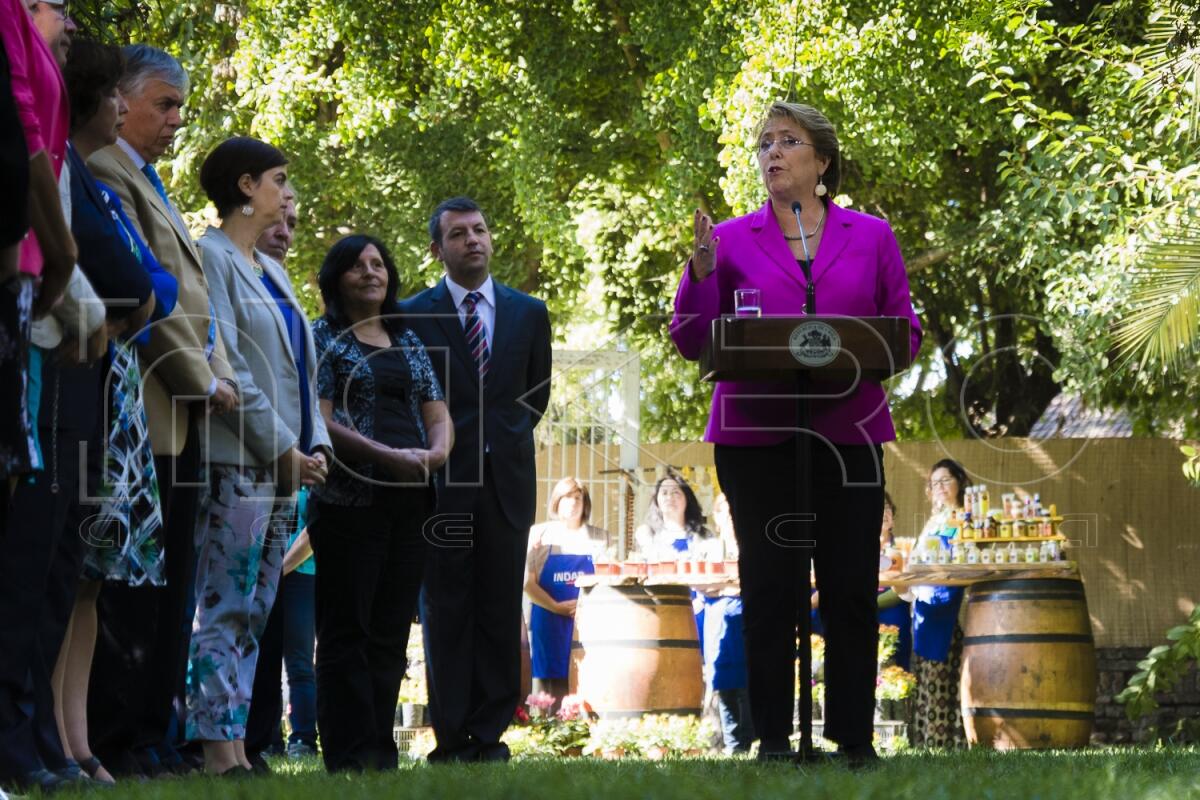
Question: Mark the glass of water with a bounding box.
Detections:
[734,288,761,317]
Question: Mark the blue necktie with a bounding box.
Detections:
[462,291,491,384]
[141,163,217,361]
[141,162,171,207]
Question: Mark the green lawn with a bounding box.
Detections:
[47,748,1200,800]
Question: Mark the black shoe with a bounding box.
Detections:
[247,751,272,775]
[97,749,147,779]
[154,744,195,776]
[476,743,510,763]
[836,743,880,769]
[15,768,70,794]
[77,756,117,786]
[756,738,794,762]
[212,765,254,779]
[131,746,166,779]
[175,743,206,773]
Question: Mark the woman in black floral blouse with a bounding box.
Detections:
[309,234,452,772]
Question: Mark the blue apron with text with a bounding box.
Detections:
[530,551,594,679]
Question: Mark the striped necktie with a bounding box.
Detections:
[462,291,490,383]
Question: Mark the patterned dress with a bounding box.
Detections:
[906,509,967,748]
[81,341,165,586]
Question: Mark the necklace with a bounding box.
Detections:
[783,204,826,241]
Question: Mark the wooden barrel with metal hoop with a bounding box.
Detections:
[960,578,1096,749]
[569,583,702,718]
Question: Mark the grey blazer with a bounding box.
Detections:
[196,226,331,468]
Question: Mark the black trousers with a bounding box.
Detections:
[0,359,93,780]
[89,419,201,767]
[246,571,317,756]
[714,437,884,750]
[311,488,429,772]
[422,460,528,763]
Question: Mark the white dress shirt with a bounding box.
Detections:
[444,273,496,352]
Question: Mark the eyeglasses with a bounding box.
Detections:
[928,478,956,489]
[756,136,815,156]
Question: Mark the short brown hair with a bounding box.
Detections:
[756,101,841,196]
[549,477,591,523]
[64,39,124,134]
[199,136,288,218]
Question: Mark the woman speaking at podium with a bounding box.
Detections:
[669,101,921,764]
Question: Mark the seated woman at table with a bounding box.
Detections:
[524,477,613,707]
[879,459,967,748]
[633,473,715,561]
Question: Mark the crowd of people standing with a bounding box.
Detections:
[0,3,550,791]
[3,0,960,788]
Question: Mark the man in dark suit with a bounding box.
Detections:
[399,196,551,763]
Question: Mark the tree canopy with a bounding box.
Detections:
[74,0,1200,441]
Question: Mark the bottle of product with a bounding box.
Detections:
[1025,543,1038,564]
[1008,542,1019,564]
[980,485,990,517]
[966,542,980,565]
[994,544,1006,564]
[1000,519,1013,539]
[980,544,993,565]
[1038,541,1051,563]
[937,542,950,565]
[1013,518,1026,538]
[952,542,964,565]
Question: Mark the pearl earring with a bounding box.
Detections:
[814,175,828,198]
[241,205,254,217]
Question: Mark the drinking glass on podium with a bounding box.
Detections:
[734,288,761,318]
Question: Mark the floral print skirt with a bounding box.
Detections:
[186,463,295,741]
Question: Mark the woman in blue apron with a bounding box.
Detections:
[525,478,613,706]
[879,459,967,748]
[633,473,716,691]
[633,473,714,561]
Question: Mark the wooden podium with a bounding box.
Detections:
[701,315,912,760]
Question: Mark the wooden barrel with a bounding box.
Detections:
[569,584,702,718]
[960,578,1096,749]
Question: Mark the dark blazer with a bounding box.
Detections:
[67,144,154,318]
[399,277,552,528]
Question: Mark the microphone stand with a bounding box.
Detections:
[790,199,820,763]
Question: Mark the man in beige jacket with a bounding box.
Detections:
[86,44,236,778]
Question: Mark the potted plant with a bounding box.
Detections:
[875,664,917,721]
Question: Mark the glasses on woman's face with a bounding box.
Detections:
[756,136,815,156]
[928,477,955,489]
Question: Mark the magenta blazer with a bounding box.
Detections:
[670,200,922,448]
[1,0,70,278]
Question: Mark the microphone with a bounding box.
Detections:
[791,201,816,314]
